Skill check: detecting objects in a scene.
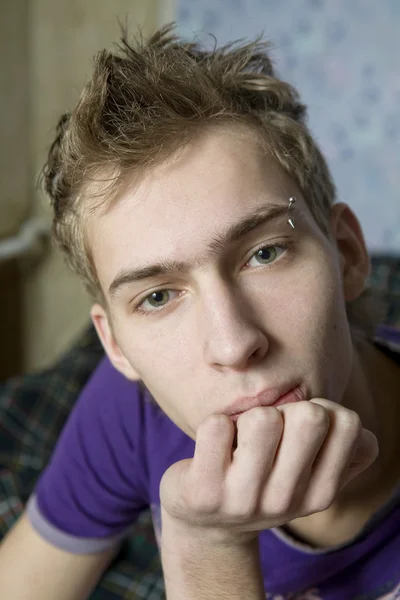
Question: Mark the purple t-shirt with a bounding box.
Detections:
[27,326,400,599]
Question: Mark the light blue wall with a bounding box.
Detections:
[177,0,400,252]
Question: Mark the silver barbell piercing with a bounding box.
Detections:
[288,196,296,228]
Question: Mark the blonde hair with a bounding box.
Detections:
[42,24,379,334]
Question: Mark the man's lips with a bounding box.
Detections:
[226,385,304,422]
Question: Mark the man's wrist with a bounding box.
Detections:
[160,508,265,600]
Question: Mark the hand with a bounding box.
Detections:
[160,399,378,544]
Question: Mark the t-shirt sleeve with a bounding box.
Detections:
[26,357,149,554]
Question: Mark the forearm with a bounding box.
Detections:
[161,512,265,600]
[0,513,115,600]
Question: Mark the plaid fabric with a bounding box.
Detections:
[369,254,400,327]
[0,253,399,598]
[0,328,164,599]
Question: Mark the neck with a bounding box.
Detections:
[337,333,400,505]
[284,337,400,548]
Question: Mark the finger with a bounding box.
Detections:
[339,427,379,489]
[188,414,236,512]
[224,406,283,516]
[261,401,330,515]
[302,398,376,512]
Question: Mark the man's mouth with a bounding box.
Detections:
[227,384,304,422]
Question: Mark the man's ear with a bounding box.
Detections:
[91,303,140,380]
[329,202,370,302]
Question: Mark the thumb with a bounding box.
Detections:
[160,458,192,517]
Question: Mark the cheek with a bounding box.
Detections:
[263,261,353,397]
[126,326,195,376]
[113,321,200,432]
[252,258,344,338]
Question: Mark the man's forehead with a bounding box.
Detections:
[89,125,297,227]
[87,129,311,296]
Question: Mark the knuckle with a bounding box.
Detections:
[240,406,283,431]
[297,402,329,428]
[307,478,338,513]
[225,501,256,521]
[186,487,221,514]
[267,488,294,517]
[266,407,285,428]
[241,406,265,426]
[203,413,230,431]
[198,414,231,444]
[309,489,336,513]
[337,409,362,436]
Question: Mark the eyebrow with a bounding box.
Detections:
[108,203,293,297]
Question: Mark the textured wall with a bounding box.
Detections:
[0,1,30,238]
[177,0,400,252]
[0,1,174,373]
[23,0,162,372]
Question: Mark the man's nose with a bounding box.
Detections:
[200,283,269,372]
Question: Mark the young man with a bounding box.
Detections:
[1,24,399,600]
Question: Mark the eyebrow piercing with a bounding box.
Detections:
[287,196,296,229]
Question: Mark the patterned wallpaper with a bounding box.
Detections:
[177,0,400,252]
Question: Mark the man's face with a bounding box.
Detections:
[89,126,355,439]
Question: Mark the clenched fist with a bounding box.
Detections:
[160,399,378,543]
